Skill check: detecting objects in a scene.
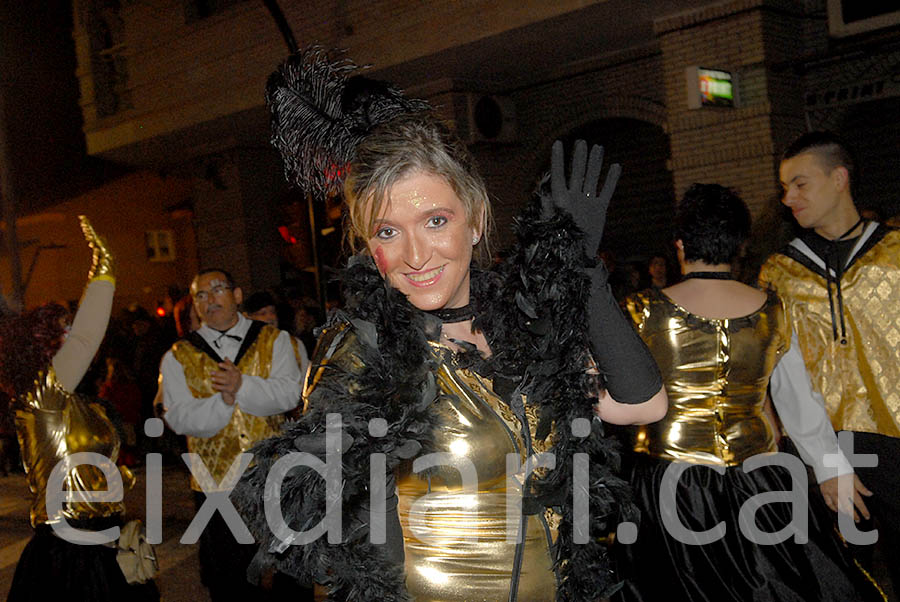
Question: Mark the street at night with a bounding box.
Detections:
[2,1,900,601]
[0,464,210,602]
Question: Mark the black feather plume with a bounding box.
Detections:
[266,46,431,198]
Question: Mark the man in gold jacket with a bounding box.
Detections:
[161,268,304,601]
[759,131,900,593]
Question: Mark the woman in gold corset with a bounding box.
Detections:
[2,217,158,601]
[614,184,882,602]
[234,48,667,601]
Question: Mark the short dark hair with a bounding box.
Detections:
[675,183,751,265]
[243,291,277,315]
[193,268,235,289]
[782,131,857,193]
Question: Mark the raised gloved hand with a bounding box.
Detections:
[79,215,115,284]
[540,143,661,405]
[543,139,621,259]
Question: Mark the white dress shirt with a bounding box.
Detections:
[161,313,301,438]
[770,332,854,483]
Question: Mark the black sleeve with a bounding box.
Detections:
[587,268,662,404]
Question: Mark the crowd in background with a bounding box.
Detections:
[1,196,897,478]
[0,285,322,473]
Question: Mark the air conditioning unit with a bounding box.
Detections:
[452,93,518,144]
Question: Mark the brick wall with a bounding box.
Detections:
[66,0,900,286]
[73,0,602,156]
[465,46,670,251]
[185,147,285,292]
[654,0,811,218]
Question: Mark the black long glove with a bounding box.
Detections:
[548,139,661,404]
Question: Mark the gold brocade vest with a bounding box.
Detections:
[759,229,900,436]
[14,368,135,528]
[624,289,789,465]
[172,324,286,491]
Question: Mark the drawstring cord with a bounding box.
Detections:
[824,256,840,342]
[825,218,864,345]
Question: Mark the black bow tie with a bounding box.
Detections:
[212,331,242,349]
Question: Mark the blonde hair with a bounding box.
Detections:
[343,113,493,264]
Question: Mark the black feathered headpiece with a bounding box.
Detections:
[266,46,431,199]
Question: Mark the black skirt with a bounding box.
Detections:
[8,520,159,602]
[614,454,885,602]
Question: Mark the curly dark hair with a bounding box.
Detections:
[675,183,751,265]
[0,303,68,398]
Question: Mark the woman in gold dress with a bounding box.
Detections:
[2,217,158,601]
[614,184,882,602]
[234,48,667,601]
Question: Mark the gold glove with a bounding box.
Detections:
[79,215,115,284]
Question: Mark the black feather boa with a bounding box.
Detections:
[233,200,638,601]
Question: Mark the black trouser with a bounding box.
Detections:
[838,431,900,595]
[193,491,314,602]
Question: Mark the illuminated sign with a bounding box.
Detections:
[686,67,737,109]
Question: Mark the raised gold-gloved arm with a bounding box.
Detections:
[80,215,115,284]
[52,217,116,392]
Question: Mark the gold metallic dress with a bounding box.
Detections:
[615,287,882,602]
[300,318,558,600]
[396,343,557,601]
[14,367,134,528]
[624,288,787,465]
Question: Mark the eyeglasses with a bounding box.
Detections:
[192,285,232,302]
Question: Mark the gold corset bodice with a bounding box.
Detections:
[625,289,790,466]
[396,344,556,601]
[14,368,134,528]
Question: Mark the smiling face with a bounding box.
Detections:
[779,152,849,234]
[191,271,242,331]
[366,171,479,311]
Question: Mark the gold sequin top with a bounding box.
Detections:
[14,368,134,528]
[624,289,789,465]
[759,229,900,436]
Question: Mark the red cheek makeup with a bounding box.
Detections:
[374,246,387,275]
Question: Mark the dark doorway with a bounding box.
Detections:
[553,117,675,270]
[839,97,900,221]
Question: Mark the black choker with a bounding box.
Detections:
[681,271,734,280]
[836,217,865,241]
[426,304,475,323]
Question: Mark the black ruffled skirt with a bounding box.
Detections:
[8,520,159,602]
[614,454,884,602]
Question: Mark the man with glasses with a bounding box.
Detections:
[160,268,306,600]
